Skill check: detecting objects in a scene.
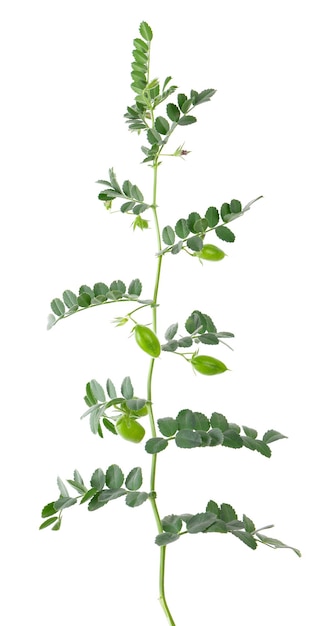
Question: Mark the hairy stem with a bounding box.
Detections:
[146,160,176,625]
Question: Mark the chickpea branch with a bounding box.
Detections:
[40,21,301,626]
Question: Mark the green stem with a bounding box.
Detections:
[127,303,153,318]
[146,159,176,626]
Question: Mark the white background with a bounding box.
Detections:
[1,1,325,624]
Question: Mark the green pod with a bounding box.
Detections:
[134,324,161,358]
[196,244,225,261]
[191,354,227,376]
[116,417,145,443]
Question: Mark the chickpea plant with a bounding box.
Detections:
[40,22,301,626]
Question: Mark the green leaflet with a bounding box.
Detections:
[106,464,124,489]
[155,116,170,135]
[205,206,219,227]
[215,225,235,243]
[125,492,149,507]
[231,531,257,550]
[125,467,143,491]
[139,21,153,41]
[155,532,180,546]
[175,218,190,238]
[39,516,59,530]
[145,438,169,454]
[91,468,105,491]
[263,429,287,444]
[97,489,127,503]
[256,533,302,557]
[175,429,202,448]
[41,502,57,518]
[128,278,142,297]
[243,514,255,533]
[106,378,117,399]
[53,497,77,512]
[186,512,217,533]
[164,323,178,340]
[57,476,69,498]
[121,376,134,400]
[89,380,105,403]
[162,515,183,534]
[162,225,175,245]
[51,298,65,316]
[157,418,178,437]
[166,103,180,122]
[178,115,197,125]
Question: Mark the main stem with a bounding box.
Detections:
[147,160,176,626]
